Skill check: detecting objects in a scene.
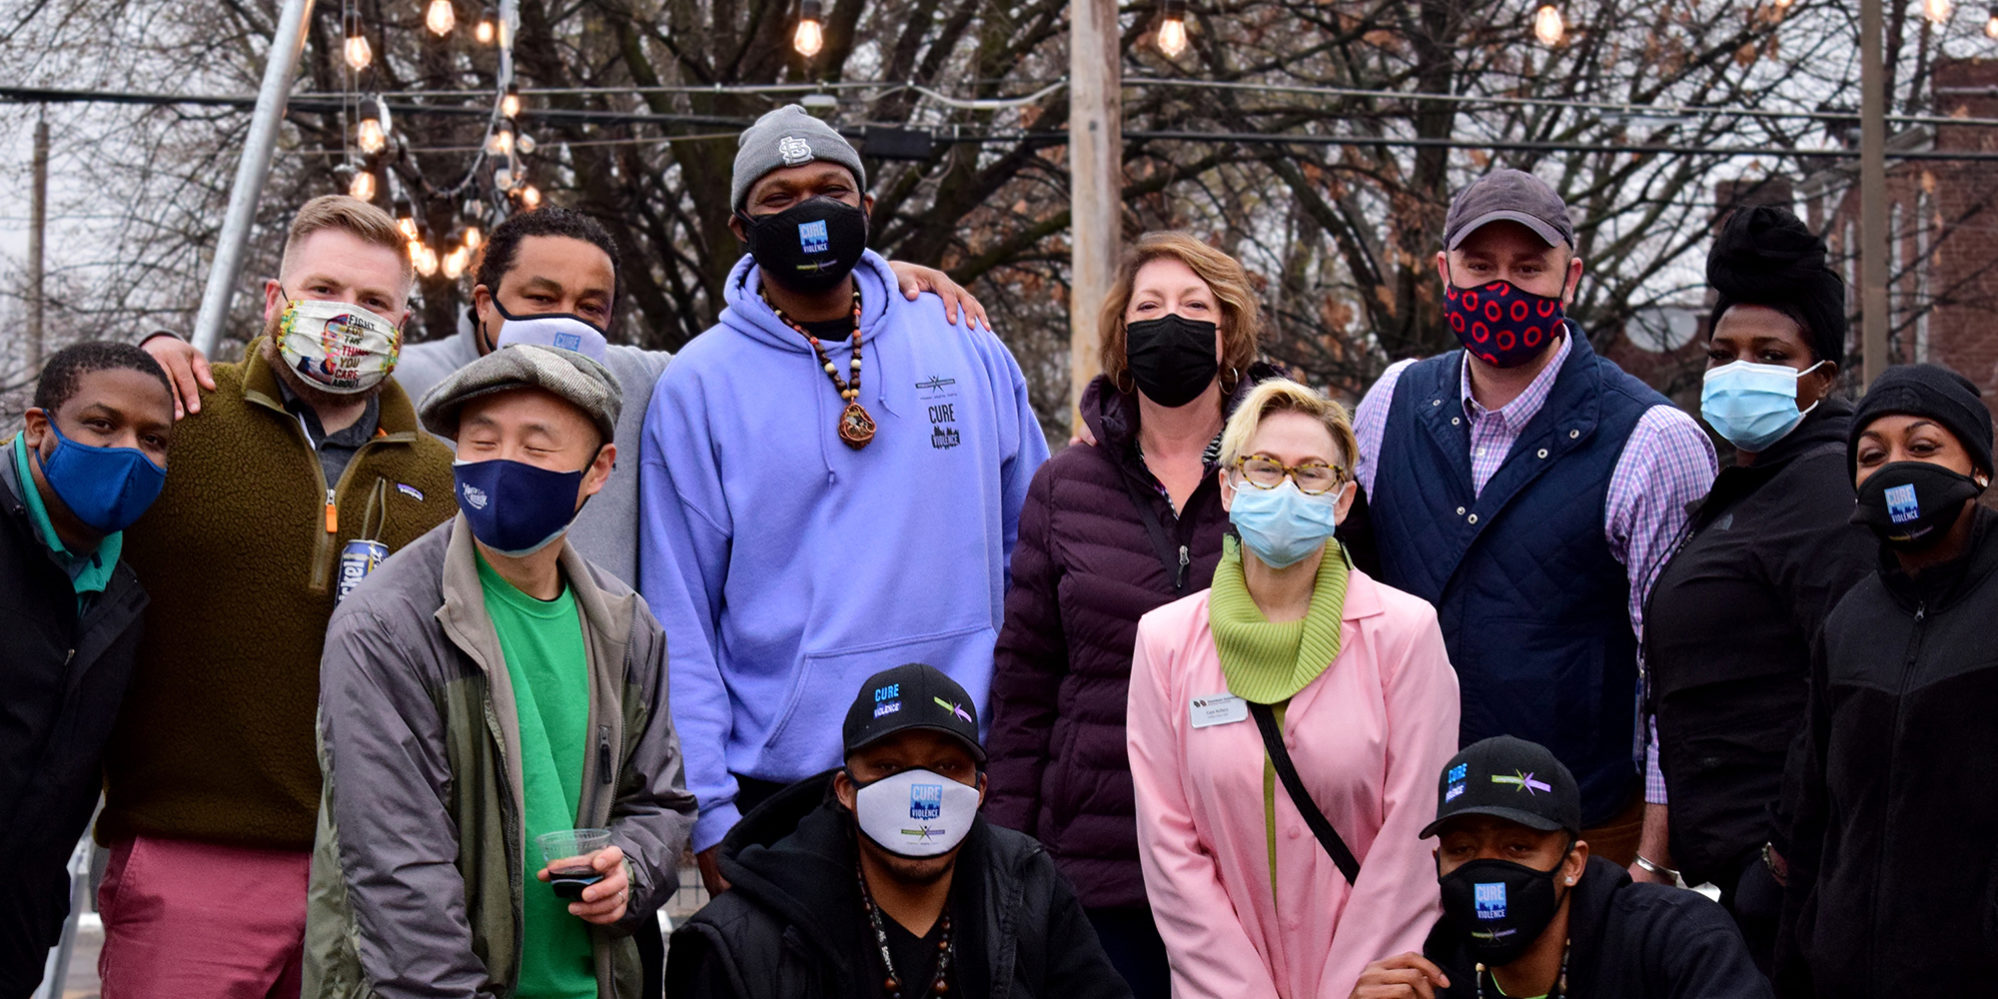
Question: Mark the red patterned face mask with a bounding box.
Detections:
[1444,279,1566,368]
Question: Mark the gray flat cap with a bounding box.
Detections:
[418,344,623,444]
[731,104,867,213]
[1444,168,1575,250]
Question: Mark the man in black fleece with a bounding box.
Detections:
[667,663,1130,999]
[1350,737,1768,999]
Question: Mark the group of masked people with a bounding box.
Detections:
[1,99,1994,999]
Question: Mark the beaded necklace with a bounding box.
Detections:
[856,861,954,998]
[764,288,876,449]
[1474,938,1570,999]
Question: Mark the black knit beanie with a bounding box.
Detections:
[1708,205,1848,367]
[1850,363,1995,479]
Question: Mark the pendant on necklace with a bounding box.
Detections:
[839,401,877,449]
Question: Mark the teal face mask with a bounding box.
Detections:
[1228,478,1341,569]
[1700,359,1825,453]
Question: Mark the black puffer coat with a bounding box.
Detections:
[983,370,1261,909]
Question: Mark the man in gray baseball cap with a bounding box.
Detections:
[305,340,697,998]
[1351,166,1717,880]
[639,104,1050,897]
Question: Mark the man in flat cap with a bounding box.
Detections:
[639,105,1049,893]
[1351,168,1717,870]
[303,343,696,999]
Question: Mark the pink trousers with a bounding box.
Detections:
[97,835,312,999]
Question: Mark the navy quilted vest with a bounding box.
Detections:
[1370,330,1663,824]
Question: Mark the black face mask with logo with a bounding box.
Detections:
[738,196,869,295]
[1852,459,1985,550]
[1437,841,1574,967]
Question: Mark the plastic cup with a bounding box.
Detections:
[536,827,612,900]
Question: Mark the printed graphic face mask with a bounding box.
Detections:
[1852,460,1984,551]
[453,457,587,557]
[1701,359,1826,453]
[1438,844,1573,967]
[1444,278,1566,369]
[740,197,870,295]
[1124,314,1220,407]
[1228,478,1342,569]
[849,767,981,858]
[36,420,168,533]
[275,299,402,394]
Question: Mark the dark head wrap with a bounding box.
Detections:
[1707,205,1848,367]
[1851,363,1995,480]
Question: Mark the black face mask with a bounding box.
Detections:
[1853,460,1985,550]
[1438,843,1573,967]
[1124,314,1220,408]
[738,196,869,295]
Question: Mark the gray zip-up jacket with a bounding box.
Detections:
[303,515,697,999]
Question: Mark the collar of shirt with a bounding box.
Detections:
[10,431,122,595]
[1458,326,1574,433]
[275,377,382,451]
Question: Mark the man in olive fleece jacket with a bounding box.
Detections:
[96,195,457,999]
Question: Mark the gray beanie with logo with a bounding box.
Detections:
[731,105,867,213]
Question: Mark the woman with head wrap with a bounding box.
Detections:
[1776,364,1998,997]
[1636,205,1880,972]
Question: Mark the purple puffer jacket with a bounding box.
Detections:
[986,368,1271,910]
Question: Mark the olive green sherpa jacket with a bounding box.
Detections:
[101,341,458,850]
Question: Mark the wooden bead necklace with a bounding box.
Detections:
[764,288,876,449]
[857,862,954,998]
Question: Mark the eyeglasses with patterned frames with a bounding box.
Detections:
[1230,453,1348,495]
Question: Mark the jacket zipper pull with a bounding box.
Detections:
[598,728,613,786]
[324,488,338,534]
[1175,545,1190,593]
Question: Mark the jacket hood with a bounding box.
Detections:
[1078,360,1289,454]
[718,249,902,357]
[716,772,869,969]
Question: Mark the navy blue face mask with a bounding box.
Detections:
[37,419,168,534]
[453,457,589,556]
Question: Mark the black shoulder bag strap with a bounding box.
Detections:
[1249,702,1361,884]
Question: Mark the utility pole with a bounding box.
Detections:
[1859,0,1889,389]
[192,0,317,356]
[28,116,47,372]
[1068,0,1122,433]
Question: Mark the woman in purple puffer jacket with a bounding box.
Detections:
[985,231,1274,998]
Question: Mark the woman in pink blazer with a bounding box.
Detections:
[1127,378,1460,999]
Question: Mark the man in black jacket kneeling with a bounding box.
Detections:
[668,663,1131,999]
[1350,737,1769,999]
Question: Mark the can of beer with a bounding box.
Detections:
[336,539,390,604]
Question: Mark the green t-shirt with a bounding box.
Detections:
[477,553,596,999]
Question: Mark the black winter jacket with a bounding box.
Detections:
[1425,856,1770,999]
[666,772,1131,999]
[0,447,148,992]
[1644,399,1876,888]
[1779,506,1998,997]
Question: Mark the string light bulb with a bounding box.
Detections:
[396,197,420,241]
[519,185,543,210]
[426,0,456,35]
[415,244,440,277]
[1927,0,1954,23]
[357,118,386,154]
[343,12,373,71]
[501,83,521,119]
[1533,3,1565,46]
[1157,0,1188,57]
[463,225,483,251]
[475,9,497,43]
[442,245,471,280]
[348,170,376,202]
[1986,4,1998,38]
[793,0,824,57]
[487,120,515,156]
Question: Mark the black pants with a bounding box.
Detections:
[636,916,665,999]
[1085,905,1172,999]
[1722,851,1782,977]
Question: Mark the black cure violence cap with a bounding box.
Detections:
[842,663,986,764]
[1419,735,1581,839]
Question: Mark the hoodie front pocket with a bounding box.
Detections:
[758,623,998,766]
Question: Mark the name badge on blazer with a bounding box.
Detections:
[1190,693,1249,729]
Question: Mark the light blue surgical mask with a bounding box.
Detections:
[1228,478,1342,569]
[1700,359,1827,453]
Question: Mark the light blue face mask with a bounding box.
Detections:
[1700,359,1826,453]
[1228,478,1342,569]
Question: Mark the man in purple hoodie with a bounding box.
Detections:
[638,106,1049,895]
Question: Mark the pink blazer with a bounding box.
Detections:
[1127,567,1460,999]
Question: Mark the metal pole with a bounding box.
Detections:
[1860,0,1890,389]
[1068,0,1121,434]
[27,116,47,371]
[192,0,318,356]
